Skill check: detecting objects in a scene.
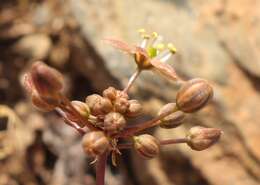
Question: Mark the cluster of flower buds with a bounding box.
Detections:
[23,30,222,172]
[68,86,141,157]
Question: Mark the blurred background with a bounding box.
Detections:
[0,0,260,185]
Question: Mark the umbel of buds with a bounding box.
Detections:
[186,126,222,151]
[176,78,213,113]
[22,30,223,185]
[133,134,160,159]
[82,131,110,157]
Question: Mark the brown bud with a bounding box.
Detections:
[158,103,177,116]
[68,101,90,127]
[30,61,64,98]
[176,78,213,113]
[71,101,90,118]
[103,87,117,101]
[187,126,222,151]
[86,94,113,115]
[31,90,56,111]
[104,112,126,134]
[126,100,142,117]
[85,94,102,108]
[114,97,129,114]
[159,111,186,129]
[81,131,109,157]
[134,134,160,159]
[116,90,129,100]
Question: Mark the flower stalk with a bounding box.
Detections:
[96,151,108,185]
[123,69,141,93]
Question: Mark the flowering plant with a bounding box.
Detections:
[23,30,222,185]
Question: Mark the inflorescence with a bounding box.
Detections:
[22,29,222,185]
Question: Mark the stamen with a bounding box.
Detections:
[167,43,177,54]
[154,49,172,63]
[151,34,163,48]
[138,28,146,34]
[155,43,165,51]
[152,32,158,38]
[140,34,150,49]
[149,32,159,47]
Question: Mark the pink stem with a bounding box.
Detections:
[96,151,108,185]
[123,69,141,93]
[118,138,188,150]
[160,138,188,145]
[58,94,98,131]
[116,106,178,138]
[55,108,86,136]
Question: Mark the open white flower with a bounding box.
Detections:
[104,29,182,82]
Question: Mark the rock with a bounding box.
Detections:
[13,33,52,60]
[69,0,260,185]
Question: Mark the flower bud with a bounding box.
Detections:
[158,103,177,116]
[126,100,142,117]
[31,90,56,111]
[159,111,185,129]
[71,101,90,118]
[114,97,129,114]
[81,131,109,157]
[104,112,126,134]
[116,90,129,100]
[103,87,117,101]
[187,126,222,151]
[85,94,102,108]
[86,94,113,115]
[30,61,64,98]
[69,101,90,127]
[176,78,213,113]
[134,134,160,159]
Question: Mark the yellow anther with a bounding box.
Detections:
[138,28,146,34]
[155,43,165,50]
[167,43,177,53]
[142,34,150,39]
[152,32,158,38]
